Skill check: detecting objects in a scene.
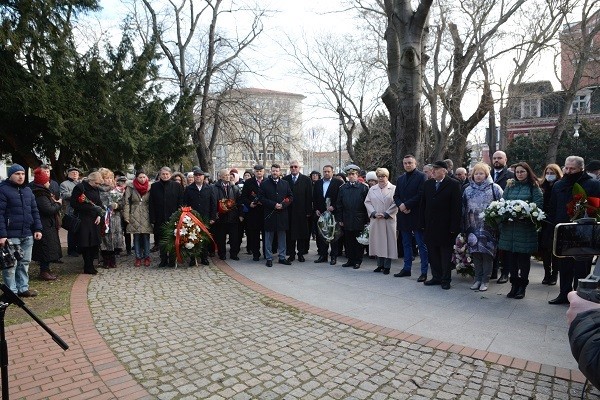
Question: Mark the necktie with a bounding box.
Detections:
[435,181,440,191]
[292,175,297,184]
[257,180,261,187]
[494,171,499,181]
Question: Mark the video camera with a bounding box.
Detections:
[553,218,600,303]
[0,242,24,270]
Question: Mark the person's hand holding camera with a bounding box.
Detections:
[567,291,600,325]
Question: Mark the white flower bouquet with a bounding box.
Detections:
[480,199,546,231]
[356,224,370,245]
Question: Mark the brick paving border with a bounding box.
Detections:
[215,259,587,385]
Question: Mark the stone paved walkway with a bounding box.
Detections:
[85,261,592,400]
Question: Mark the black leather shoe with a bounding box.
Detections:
[342,262,354,268]
[266,260,273,267]
[373,267,383,272]
[514,287,526,299]
[287,255,295,262]
[314,255,328,263]
[441,283,451,290]
[393,269,411,278]
[383,268,390,275]
[201,258,210,265]
[353,263,361,269]
[423,279,441,286]
[253,256,260,261]
[230,255,239,261]
[298,255,305,262]
[497,274,508,284]
[417,274,427,282]
[279,258,292,265]
[548,295,569,305]
[507,285,517,298]
[329,257,337,265]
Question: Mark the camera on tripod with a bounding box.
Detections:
[0,242,24,270]
[553,218,600,303]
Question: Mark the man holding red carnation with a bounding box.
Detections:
[548,156,600,305]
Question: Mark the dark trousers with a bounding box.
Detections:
[67,231,78,255]
[154,222,173,264]
[246,228,263,257]
[506,251,531,286]
[316,234,338,257]
[214,222,240,258]
[286,235,309,257]
[344,230,364,265]
[81,246,98,273]
[541,249,558,275]
[557,257,592,296]
[427,243,453,284]
[123,219,132,253]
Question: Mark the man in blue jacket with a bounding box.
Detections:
[0,164,43,297]
[393,155,429,282]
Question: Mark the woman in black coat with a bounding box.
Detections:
[31,168,63,281]
[70,172,105,275]
[539,163,562,285]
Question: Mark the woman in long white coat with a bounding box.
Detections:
[364,168,398,274]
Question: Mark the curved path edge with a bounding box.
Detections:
[214,259,587,385]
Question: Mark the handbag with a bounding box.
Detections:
[62,213,81,233]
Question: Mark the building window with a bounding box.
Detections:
[570,95,589,114]
[521,98,539,118]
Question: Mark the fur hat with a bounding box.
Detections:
[33,167,50,185]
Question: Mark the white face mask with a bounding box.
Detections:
[545,174,557,182]
[588,172,599,180]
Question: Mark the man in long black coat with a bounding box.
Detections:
[335,165,369,269]
[419,160,461,290]
[149,167,184,267]
[393,155,428,282]
[213,168,242,261]
[491,150,515,283]
[259,164,293,267]
[241,164,265,261]
[183,170,217,265]
[282,160,312,262]
[313,165,343,264]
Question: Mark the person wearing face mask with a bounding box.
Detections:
[586,160,600,181]
[538,164,563,286]
[548,156,600,305]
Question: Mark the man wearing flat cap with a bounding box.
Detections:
[419,160,461,290]
[184,169,217,265]
[283,161,313,262]
[335,164,369,269]
[60,167,82,256]
[241,164,266,261]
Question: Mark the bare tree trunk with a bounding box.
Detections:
[382,0,433,175]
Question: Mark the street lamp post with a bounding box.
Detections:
[573,112,581,153]
[337,107,343,173]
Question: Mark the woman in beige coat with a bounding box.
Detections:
[364,168,398,275]
[123,171,153,267]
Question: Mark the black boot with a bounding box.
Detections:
[490,265,498,280]
[515,286,526,299]
[548,271,557,286]
[542,267,551,284]
[507,278,518,298]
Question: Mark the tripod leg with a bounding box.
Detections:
[0,303,10,400]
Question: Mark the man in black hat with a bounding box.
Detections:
[241,164,266,261]
[586,159,600,180]
[60,167,82,256]
[283,160,313,262]
[183,169,217,265]
[419,160,461,290]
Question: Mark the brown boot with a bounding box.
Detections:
[40,271,57,281]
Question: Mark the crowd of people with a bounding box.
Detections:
[0,154,598,301]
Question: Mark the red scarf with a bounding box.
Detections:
[133,179,149,196]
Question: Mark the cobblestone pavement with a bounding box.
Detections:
[88,263,598,400]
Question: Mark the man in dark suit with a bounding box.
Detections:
[183,170,217,265]
[213,168,241,261]
[491,150,515,283]
[393,155,428,282]
[283,160,313,262]
[241,164,265,261]
[259,164,293,267]
[149,166,184,267]
[313,164,343,264]
[419,160,461,290]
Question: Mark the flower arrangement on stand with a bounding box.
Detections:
[162,207,216,265]
[481,199,546,231]
[452,233,474,277]
[567,183,600,221]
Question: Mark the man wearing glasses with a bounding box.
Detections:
[283,161,313,262]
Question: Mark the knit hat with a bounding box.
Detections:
[7,164,25,178]
[33,167,50,185]
[365,171,377,181]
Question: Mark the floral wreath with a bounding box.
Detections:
[161,207,216,263]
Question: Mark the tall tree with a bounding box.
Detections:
[139,0,266,174]
[353,111,393,172]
